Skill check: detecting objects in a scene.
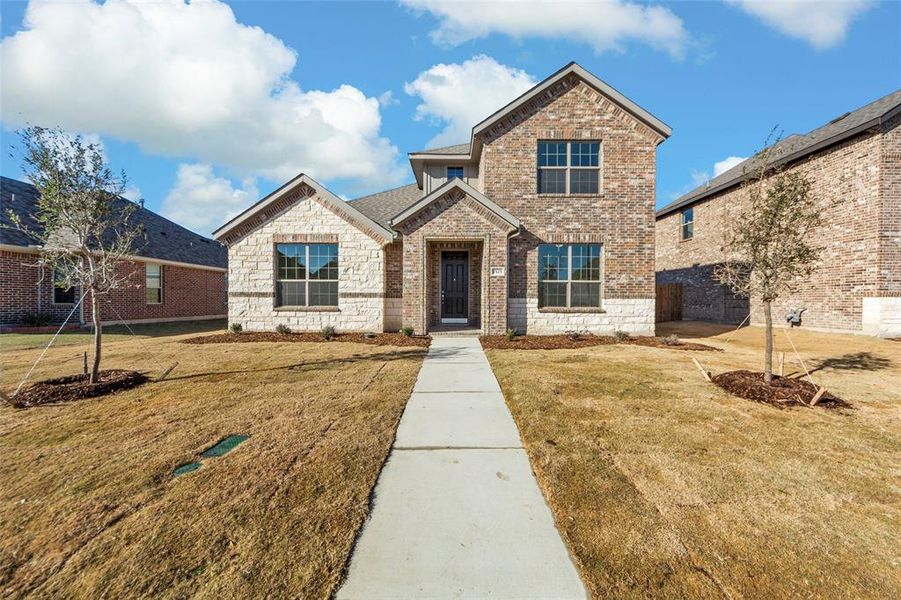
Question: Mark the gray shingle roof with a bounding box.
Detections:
[349,183,422,229]
[411,142,471,155]
[1,176,226,269]
[657,89,901,218]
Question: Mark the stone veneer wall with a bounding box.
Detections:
[656,122,899,335]
[478,74,662,335]
[227,192,385,332]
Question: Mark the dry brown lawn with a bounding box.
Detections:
[0,327,425,598]
[486,322,901,599]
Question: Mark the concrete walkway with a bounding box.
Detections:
[337,337,586,599]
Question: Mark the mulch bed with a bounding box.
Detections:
[480,334,718,351]
[182,332,431,348]
[712,370,849,409]
[8,370,149,409]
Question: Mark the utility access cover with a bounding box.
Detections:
[201,434,249,458]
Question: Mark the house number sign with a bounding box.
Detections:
[490,267,505,277]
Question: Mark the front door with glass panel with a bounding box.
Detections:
[441,251,468,323]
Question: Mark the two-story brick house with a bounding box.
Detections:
[656,90,900,337]
[214,62,671,335]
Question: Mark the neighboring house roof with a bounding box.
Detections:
[657,89,901,219]
[212,173,395,245]
[350,183,422,229]
[409,142,472,156]
[409,62,672,187]
[0,176,227,269]
[389,178,521,231]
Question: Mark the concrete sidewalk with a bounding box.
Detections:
[337,337,586,599]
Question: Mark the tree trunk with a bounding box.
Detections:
[90,287,102,384]
[763,300,773,384]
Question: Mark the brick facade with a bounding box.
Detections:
[218,65,666,336]
[656,117,901,336]
[1,248,226,326]
[479,75,661,335]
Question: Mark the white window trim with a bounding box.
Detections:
[538,244,604,309]
[146,263,163,304]
[681,208,694,241]
[537,141,602,195]
[275,243,339,308]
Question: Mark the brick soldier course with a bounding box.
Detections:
[1,176,227,327]
[215,62,671,336]
[655,90,901,337]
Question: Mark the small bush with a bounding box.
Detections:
[662,334,681,346]
[275,324,292,334]
[229,322,243,334]
[400,326,414,337]
[320,325,336,340]
[566,329,587,342]
[613,330,630,342]
[505,328,517,341]
[21,312,53,327]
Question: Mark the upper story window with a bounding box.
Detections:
[53,268,76,304]
[447,166,465,180]
[537,141,600,195]
[276,243,339,307]
[146,263,163,304]
[537,243,602,309]
[681,207,694,241]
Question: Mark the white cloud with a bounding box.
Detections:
[727,0,874,49]
[713,155,747,177]
[400,0,690,58]
[161,163,258,234]
[1,0,405,190]
[122,185,142,202]
[404,55,536,147]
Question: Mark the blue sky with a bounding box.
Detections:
[1,0,899,235]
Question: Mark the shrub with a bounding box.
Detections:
[613,330,630,342]
[565,329,587,342]
[400,326,414,337]
[275,324,292,334]
[320,325,336,340]
[505,328,517,341]
[229,322,243,334]
[21,312,53,327]
[662,334,681,346]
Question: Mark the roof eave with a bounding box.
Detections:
[655,107,900,219]
[388,178,521,231]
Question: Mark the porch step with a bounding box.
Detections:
[429,327,483,337]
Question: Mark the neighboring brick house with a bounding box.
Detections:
[214,62,670,335]
[1,176,227,327]
[656,90,901,337]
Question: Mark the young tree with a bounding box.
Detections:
[8,126,143,383]
[715,142,825,383]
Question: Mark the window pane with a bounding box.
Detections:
[55,285,75,304]
[571,245,601,281]
[278,281,306,306]
[277,244,307,280]
[447,166,464,180]
[538,169,566,194]
[538,142,567,167]
[309,244,338,280]
[146,287,162,304]
[309,281,338,306]
[538,245,568,281]
[571,142,599,167]
[539,282,567,308]
[571,282,600,308]
[146,264,161,277]
[682,222,693,240]
[682,207,693,224]
[569,169,599,194]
